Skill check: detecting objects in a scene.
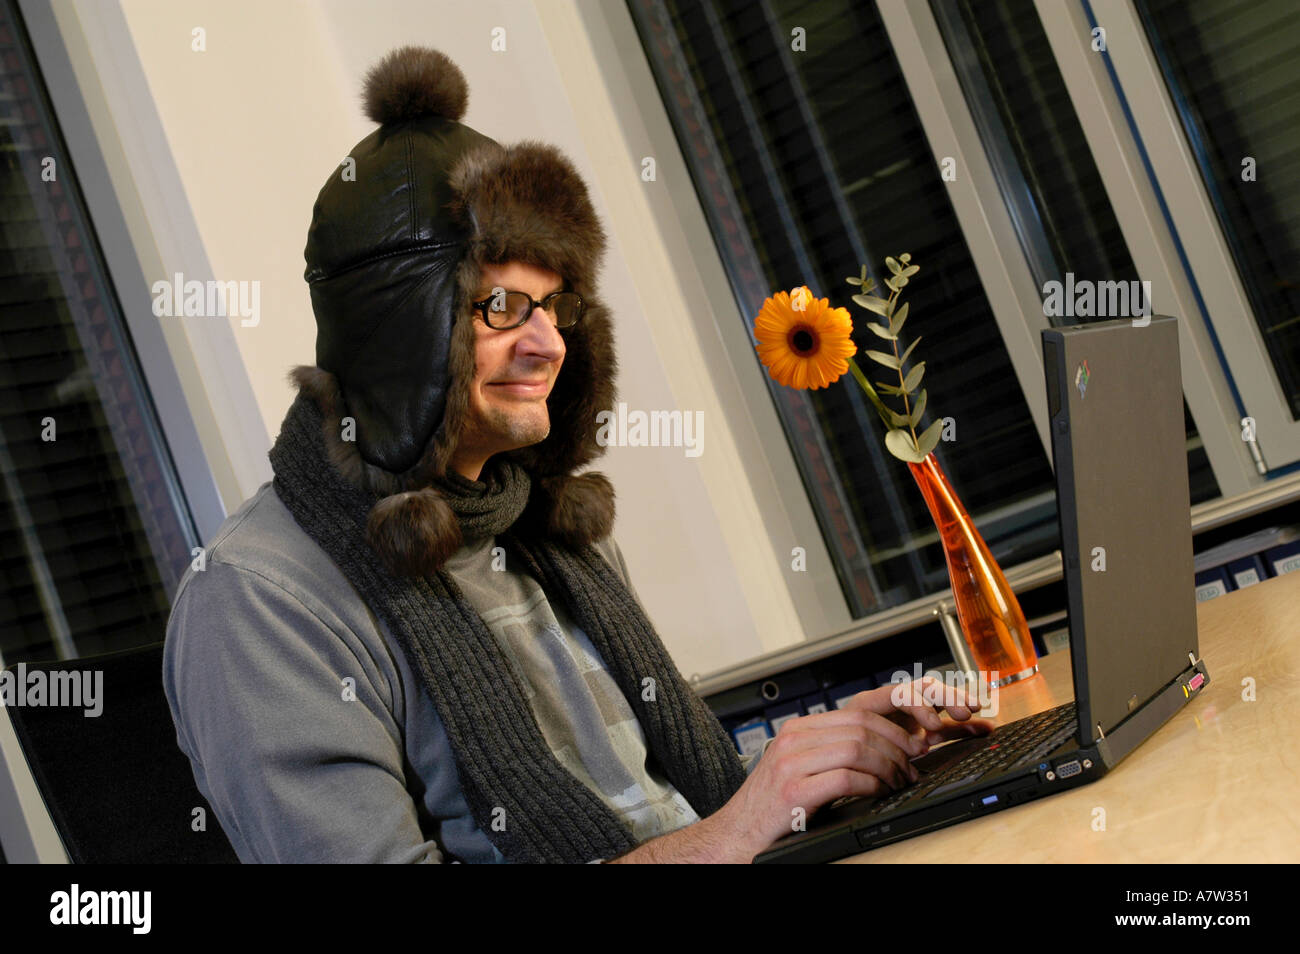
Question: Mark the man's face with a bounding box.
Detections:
[449,261,567,480]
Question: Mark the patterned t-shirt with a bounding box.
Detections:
[443,533,700,843]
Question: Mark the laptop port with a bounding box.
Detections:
[1056,759,1082,779]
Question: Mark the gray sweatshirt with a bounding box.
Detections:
[162,481,763,863]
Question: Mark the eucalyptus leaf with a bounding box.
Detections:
[899,335,922,366]
[916,419,944,458]
[853,293,890,317]
[893,274,909,289]
[861,276,876,293]
[900,264,920,278]
[909,388,927,426]
[867,322,897,340]
[864,349,901,370]
[885,276,900,293]
[846,276,862,286]
[889,301,909,335]
[902,361,925,392]
[900,253,911,264]
[885,407,911,428]
[885,428,927,463]
[886,256,902,275]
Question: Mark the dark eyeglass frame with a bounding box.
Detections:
[471,287,586,330]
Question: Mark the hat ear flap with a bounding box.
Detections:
[524,473,616,549]
[365,488,463,578]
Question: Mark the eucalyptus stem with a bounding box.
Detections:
[886,287,921,450]
[847,356,892,429]
[841,253,930,464]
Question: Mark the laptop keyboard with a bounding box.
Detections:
[828,701,1078,818]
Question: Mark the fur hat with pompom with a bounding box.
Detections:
[293,46,617,578]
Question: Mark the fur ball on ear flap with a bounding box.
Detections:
[361,46,469,126]
[526,473,617,549]
[365,488,464,578]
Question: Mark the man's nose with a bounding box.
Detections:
[517,307,566,358]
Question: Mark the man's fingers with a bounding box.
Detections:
[840,686,943,733]
[778,706,929,757]
[879,677,987,724]
[784,679,989,763]
[860,709,928,758]
[924,717,997,746]
[776,730,918,791]
[792,768,893,812]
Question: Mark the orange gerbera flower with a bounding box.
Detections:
[754,286,857,390]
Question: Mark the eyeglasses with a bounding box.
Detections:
[471,287,585,330]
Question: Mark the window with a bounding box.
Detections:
[628,0,1059,619]
[930,0,1220,504]
[1137,0,1300,421]
[0,1,197,664]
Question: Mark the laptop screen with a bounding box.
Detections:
[1043,316,1199,743]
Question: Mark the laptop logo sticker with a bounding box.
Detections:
[1075,359,1091,399]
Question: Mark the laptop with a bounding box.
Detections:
[754,315,1210,864]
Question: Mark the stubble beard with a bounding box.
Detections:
[482,402,550,451]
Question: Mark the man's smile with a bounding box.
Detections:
[488,379,550,397]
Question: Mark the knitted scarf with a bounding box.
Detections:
[268,391,748,863]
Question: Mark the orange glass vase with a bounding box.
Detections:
[906,453,1039,689]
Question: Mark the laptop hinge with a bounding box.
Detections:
[1096,660,1209,765]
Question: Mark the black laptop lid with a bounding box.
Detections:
[1042,316,1199,745]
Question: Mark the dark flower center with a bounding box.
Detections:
[789,326,818,356]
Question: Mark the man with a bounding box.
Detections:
[163,46,990,864]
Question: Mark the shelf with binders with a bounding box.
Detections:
[1192,525,1300,601]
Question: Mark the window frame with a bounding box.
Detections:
[881,0,1266,496]
[1111,0,1300,469]
[1036,0,1298,475]
[20,0,267,543]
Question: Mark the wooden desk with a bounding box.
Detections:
[837,570,1300,863]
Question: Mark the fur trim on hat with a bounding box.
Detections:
[446,140,619,481]
[362,46,468,125]
[447,139,606,293]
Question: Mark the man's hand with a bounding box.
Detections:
[711,676,996,861]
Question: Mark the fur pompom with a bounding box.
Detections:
[365,488,463,578]
[362,46,468,126]
[527,472,616,549]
